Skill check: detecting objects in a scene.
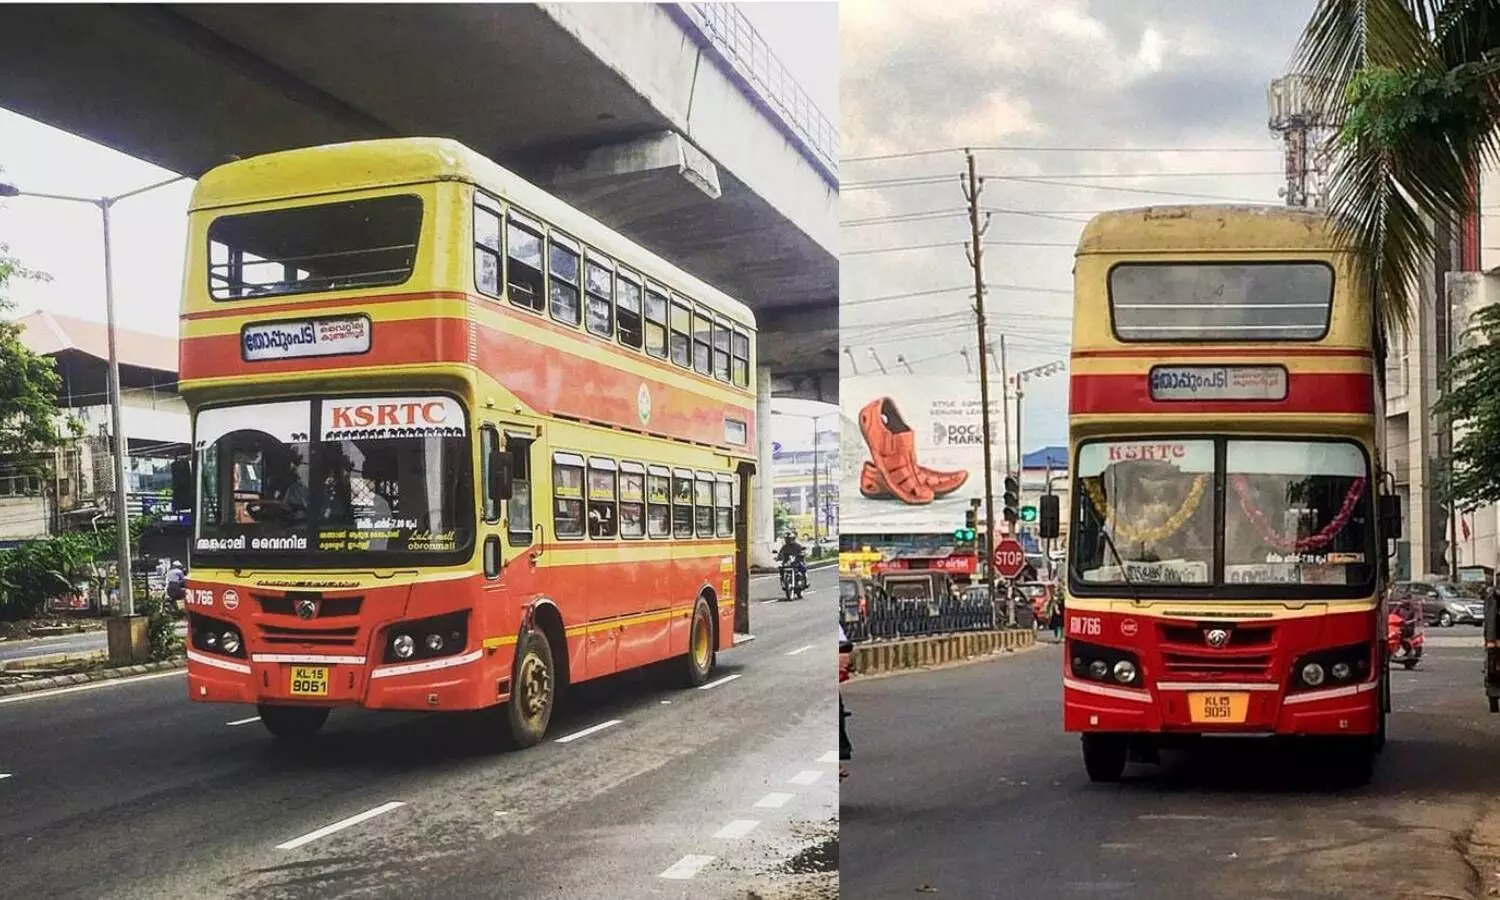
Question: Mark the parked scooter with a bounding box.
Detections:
[1388,606,1424,670]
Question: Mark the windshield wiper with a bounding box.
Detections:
[1098,528,1142,606]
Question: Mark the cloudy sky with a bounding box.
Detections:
[840,0,1317,456]
[0,1,837,450]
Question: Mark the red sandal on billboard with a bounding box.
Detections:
[858,397,972,505]
[859,461,969,500]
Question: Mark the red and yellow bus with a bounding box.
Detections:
[176,137,758,746]
[1039,204,1402,783]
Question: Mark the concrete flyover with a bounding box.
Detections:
[0,2,837,401]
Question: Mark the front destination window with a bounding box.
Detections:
[1071,437,1374,593]
[194,395,474,566]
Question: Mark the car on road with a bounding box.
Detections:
[1391,580,1485,627]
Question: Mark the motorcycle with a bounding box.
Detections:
[780,556,808,600]
[1387,609,1424,670]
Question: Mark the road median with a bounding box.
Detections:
[850,629,1036,677]
[0,655,185,696]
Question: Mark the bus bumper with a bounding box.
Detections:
[186,648,497,711]
[1062,677,1381,737]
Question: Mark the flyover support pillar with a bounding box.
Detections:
[752,365,777,570]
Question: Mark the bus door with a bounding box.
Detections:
[479,421,541,635]
[734,460,755,635]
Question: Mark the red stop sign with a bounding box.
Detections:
[992,538,1027,578]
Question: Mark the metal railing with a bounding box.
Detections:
[842,592,1037,644]
[671,3,838,181]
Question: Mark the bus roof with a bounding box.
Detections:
[189,137,755,327]
[1077,204,1356,255]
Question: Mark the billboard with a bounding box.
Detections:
[840,374,1005,534]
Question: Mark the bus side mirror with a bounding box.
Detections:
[1038,494,1060,540]
[171,458,193,511]
[488,449,514,502]
[1379,494,1402,541]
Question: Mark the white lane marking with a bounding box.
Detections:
[0,773,11,781]
[227,716,261,726]
[786,644,816,656]
[276,801,406,850]
[1138,814,1216,821]
[818,751,838,764]
[554,719,623,744]
[713,819,760,839]
[0,669,183,705]
[659,854,716,880]
[789,769,823,786]
[754,792,794,809]
[698,673,743,691]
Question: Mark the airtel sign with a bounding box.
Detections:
[320,396,466,437]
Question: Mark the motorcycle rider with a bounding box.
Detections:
[776,533,807,581]
[839,621,853,778]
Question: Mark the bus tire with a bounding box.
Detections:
[502,629,556,749]
[1488,696,1498,714]
[681,596,716,688]
[1081,734,1127,783]
[258,704,329,741]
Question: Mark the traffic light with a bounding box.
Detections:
[1002,474,1020,524]
[965,506,977,532]
[953,527,976,543]
[1019,505,1037,523]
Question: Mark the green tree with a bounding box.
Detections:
[0,229,78,458]
[1291,0,1500,336]
[1435,304,1500,508]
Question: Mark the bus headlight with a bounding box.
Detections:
[1069,641,1142,687]
[392,634,416,660]
[1088,659,1108,679]
[221,630,241,656]
[381,611,469,664]
[425,633,444,652]
[1113,660,1138,684]
[1291,644,1372,692]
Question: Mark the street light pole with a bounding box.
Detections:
[1,174,188,617]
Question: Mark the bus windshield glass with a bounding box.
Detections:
[1073,439,1216,586]
[193,395,473,564]
[1071,437,1374,591]
[1223,439,1374,587]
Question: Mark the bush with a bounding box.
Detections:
[135,591,183,661]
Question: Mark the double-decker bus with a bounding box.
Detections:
[1037,204,1403,784]
[174,137,759,747]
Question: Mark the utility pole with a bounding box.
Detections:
[963,148,1001,617]
[997,337,1011,479]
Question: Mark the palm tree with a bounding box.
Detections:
[1291,0,1500,336]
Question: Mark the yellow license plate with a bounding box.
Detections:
[1188,692,1248,724]
[289,666,329,697]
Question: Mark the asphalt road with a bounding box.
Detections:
[0,567,837,900]
[842,623,1500,900]
[0,630,107,662]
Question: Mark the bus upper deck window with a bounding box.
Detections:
[692,310,712,376]
[585,258,614,338]
[730,330,751,388]
[669,300,692,369]
[644,288,669,359]
[207,195,421,301]
[711,320,731,382]
[506,215,545,312]
[616,275,644,350]
[549,240,581,327]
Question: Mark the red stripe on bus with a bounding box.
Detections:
[1069,372,1374,415]
[1071,347,1373,360]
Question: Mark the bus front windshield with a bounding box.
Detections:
[1071,438,1374,593]
[193,395,474,566]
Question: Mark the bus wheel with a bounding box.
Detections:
[502,630,556,749]
[681,597,715,688]
[1488,696,1498,714]
[1081,734,1127,783]
[258,704,329,741]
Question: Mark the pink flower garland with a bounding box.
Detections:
[1229,475,1366,554]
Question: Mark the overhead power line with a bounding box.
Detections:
[842,145,1283,164]
[842,170,1284,191]
[845,238,1076,257]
